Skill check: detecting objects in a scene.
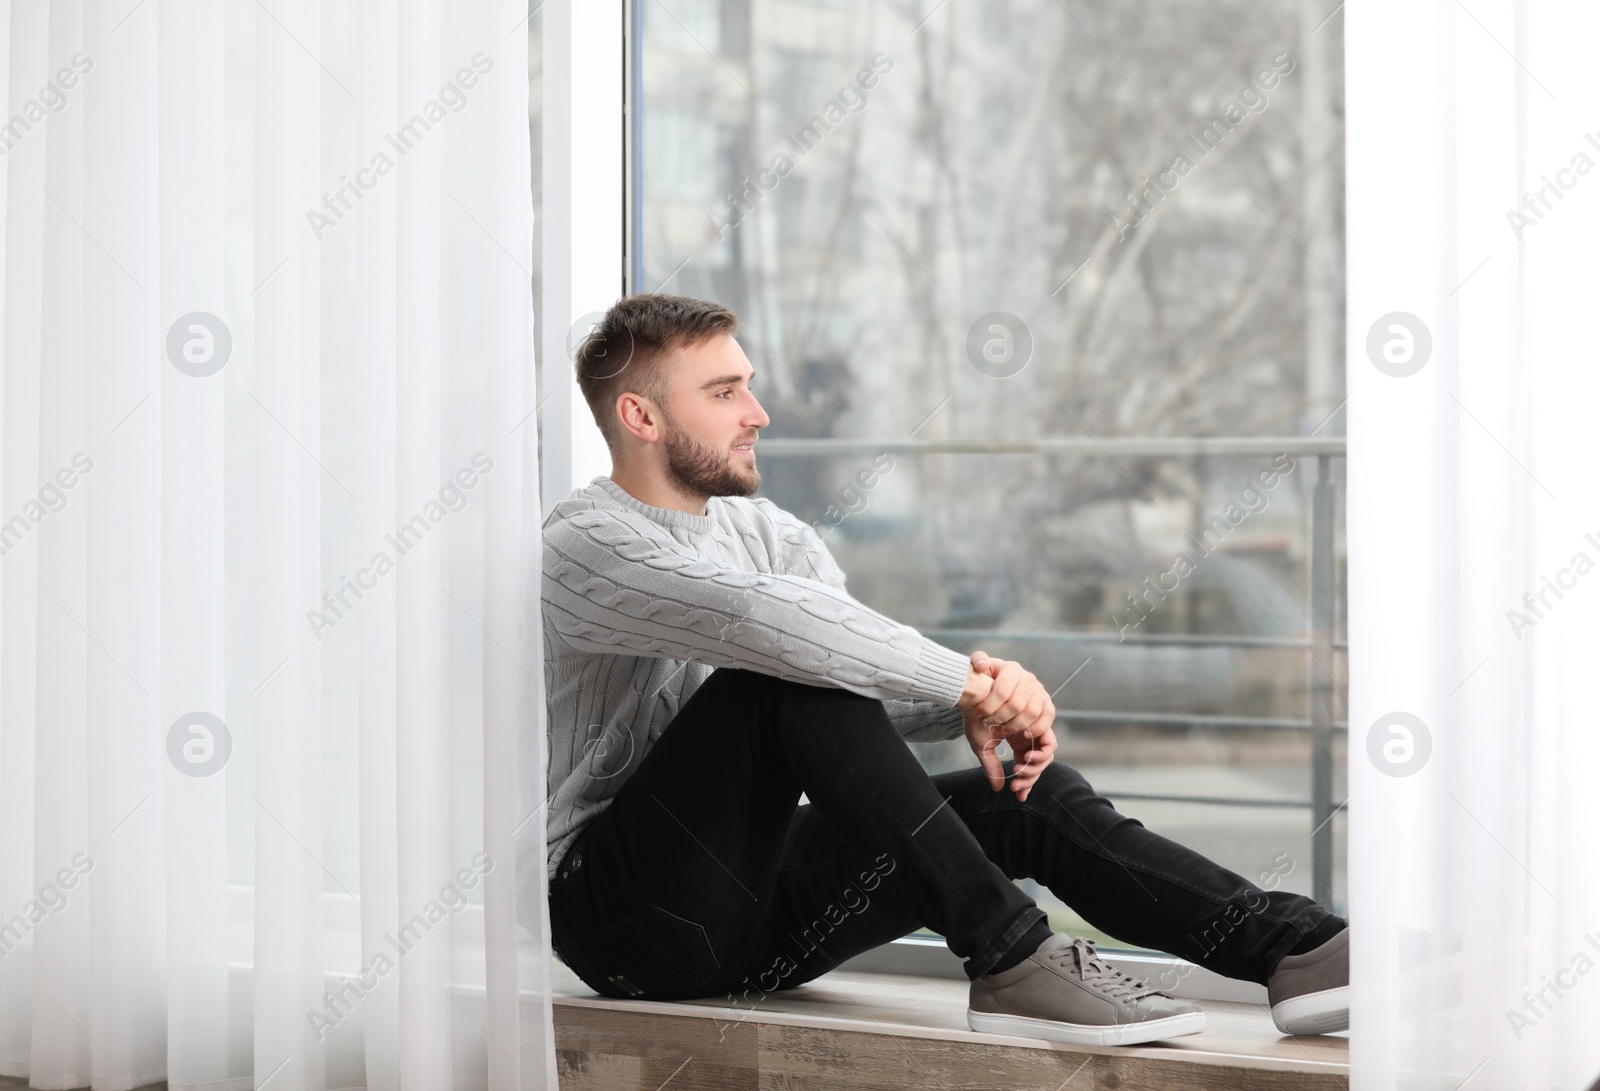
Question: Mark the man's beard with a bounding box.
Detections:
[660,408,758,500]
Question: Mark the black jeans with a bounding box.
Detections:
[548,668,1342,1003]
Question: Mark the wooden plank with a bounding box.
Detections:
[553,962,1349,1071]
[555,1005,759,1091]
[553,1001,1348,1091]
[759,1022,1345,1089]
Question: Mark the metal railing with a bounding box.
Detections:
[759,435,1347,909]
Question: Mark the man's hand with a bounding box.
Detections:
[961,650,1056,738]
[959,651,1058,802]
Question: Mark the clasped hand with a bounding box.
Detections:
[956,650,1058,803]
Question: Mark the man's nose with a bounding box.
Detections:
[747,396,770,428]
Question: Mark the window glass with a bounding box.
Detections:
[638,0,1347,950]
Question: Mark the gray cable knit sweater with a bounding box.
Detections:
[542,476,973,879]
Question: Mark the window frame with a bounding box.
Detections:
[540,0,1341,1003]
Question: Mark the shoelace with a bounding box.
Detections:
[1044,937,1168,1003]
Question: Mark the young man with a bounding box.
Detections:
[541,293,1349,1045]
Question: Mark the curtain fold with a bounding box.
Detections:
[0,0,45,1075]
[340,2,403,1086]
[391,0,450,1083]
[32,0,92,1083]
[1348,1,1600,1088]
[251,0,326,1087]
[157,0,231,1087]
[83,0,165,1086]
[0,2,554,1088]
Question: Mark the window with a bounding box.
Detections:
[636,0,1346,951]
[648,0,725,54]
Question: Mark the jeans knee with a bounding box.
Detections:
[705,669,888,738]
[1032,759,1087,799]
[1034,761,1133,831]
[713,667,863,701]
[702,668,807,715]
[709,666,777,692]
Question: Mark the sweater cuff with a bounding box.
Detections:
[912,641,973,708]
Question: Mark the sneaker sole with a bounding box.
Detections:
[967,1008,1207,1047]
[1271,986,1349,1036]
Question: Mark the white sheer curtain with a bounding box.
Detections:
[0,2,557,1089]
[1348,2,1600,1088]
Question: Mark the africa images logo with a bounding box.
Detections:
[305,453,494,638]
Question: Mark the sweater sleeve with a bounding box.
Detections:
[883,699,968,743]
[759,499,973,742]
[544,507,972,707]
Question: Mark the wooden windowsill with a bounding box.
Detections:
[551,959,1348,1090]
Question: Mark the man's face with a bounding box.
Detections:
[655,333,770,499]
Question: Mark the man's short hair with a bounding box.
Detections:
[574,294,738,453]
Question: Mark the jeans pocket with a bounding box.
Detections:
[577,903,722,1000]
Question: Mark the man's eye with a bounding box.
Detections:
[717,390,733,399]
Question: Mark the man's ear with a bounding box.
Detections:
[615,391,660,444]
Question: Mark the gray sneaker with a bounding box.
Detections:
[1268,927,1350,1035]
[967,934,1207,1046]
